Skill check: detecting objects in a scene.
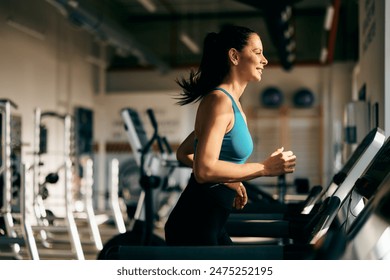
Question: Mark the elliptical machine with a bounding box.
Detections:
[97,108,177,259]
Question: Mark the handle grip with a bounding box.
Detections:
[146,108,158,132]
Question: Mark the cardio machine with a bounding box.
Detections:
[233,127,385,217]
[225,127,386,243]
[224,131,390,256]
[312,139,390,260]
[341,172,390,260]
[97,108,179,259]
[104,129,389,260]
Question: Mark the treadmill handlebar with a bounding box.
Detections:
[146,108,158,133]
[162,137,173,154]
[333,172,347,185]
[156,136,165,154]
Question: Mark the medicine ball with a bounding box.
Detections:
[293,89,315,108]
[260,87,284,108]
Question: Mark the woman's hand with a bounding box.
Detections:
[224,182,248,210]
[233,183,248,210]
[262,147,296,176]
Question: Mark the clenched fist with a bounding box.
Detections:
[262,147,296,176]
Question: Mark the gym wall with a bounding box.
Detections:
[0,0,98,216]
[357,0,390,137]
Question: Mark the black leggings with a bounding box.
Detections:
[164,174,236,246]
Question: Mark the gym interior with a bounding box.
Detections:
[1,0,390,261]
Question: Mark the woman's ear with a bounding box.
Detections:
[228,48,239,65]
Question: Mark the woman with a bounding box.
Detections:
[164,25,296,246]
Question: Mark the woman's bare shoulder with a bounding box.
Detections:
[199,90,232,112]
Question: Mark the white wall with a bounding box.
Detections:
[357,0,387,134]
[0,0,98,214]
[0,0,96,157]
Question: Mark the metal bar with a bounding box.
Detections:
[20,163,40,260]
[109,158,126,233]
[82,157,103,250]
[64,114,85,260]
[1,101,12,214]
[31,108,50,243]
[0,100,21,258]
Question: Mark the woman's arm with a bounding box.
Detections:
[193,90,296,184]
[176,130,195,168]
[177,128,248,209]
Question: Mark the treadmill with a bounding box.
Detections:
[230,127,385,220]
[298,148,390,261]
[226,128,386,241]
[341,173,390,260]
[101,194,341,259]
[104,134,389,260]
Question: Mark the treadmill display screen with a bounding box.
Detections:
[356,138,390,199]
[338,128,380,176]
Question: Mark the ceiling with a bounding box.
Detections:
[50,0,359,72]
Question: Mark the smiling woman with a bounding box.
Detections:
[164,25,297,246]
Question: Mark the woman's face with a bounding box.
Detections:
[235,33,268,82]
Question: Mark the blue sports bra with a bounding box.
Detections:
[195,87,253,164]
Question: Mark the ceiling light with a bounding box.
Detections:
[6,17,45,40]
[286,41,296,52]
[324,5,335,31]
[284,25,294,39]
[137,0,157,13]
[180,33,200,54]
[68,1,79,8]
[287,53,296,63]
[281,5,292,23]
[320,47,328,63]
[45,0,68,16]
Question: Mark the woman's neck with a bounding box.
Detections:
[218,80,247,100]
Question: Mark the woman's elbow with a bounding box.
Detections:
[176,151,191,167]
[176,151,184,164]
[176,147,186,162]
[193,166,212,184]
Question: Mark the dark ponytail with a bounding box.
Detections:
[176,25,256,106]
